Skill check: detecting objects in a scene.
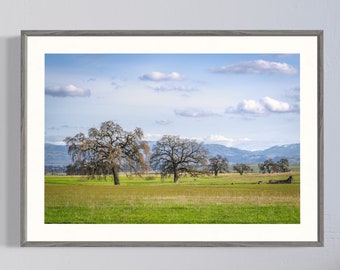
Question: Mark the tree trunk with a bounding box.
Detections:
[214,170,218,177]
[112,165,120,185]
[174,170,179,184]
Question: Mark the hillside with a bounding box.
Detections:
[45,142,300,166]
[45,143,72,166]
[204,143,300,164]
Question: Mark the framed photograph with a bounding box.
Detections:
[21,30,323,246]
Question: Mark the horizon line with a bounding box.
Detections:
[45,141,300,152]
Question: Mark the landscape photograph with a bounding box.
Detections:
[44,53,300,224]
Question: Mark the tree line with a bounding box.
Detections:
[64,121,290,185]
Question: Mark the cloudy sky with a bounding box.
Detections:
[45,53,300,151]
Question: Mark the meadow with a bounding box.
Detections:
[45,171,300,224]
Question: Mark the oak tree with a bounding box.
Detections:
[233,163,251,175]
[209,155,229,176]
[258,158,289,173]
[150,135,208,183]
[64,121,149,185]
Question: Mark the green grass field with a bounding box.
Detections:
[45,171,300,224]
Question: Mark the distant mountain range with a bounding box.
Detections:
[45,143,72,167]
[204,143,300,164]
[45,142,300,166]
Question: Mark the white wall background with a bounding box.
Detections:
[0,0,339,269]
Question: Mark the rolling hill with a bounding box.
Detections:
[45,142,300,166]
[204,143,300,164]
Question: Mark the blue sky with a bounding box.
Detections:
[45,53,300,151]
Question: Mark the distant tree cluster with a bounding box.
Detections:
[233,163,251,175]
[258,158,290,174]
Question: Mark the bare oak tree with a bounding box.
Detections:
[233,163,251,175]
[64,121,149,185]
[209,155,229,176]
[150,135,208,183]
[258,158,289,174]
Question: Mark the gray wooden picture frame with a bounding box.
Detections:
[21,30,324,247]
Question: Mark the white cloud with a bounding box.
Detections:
[225,97,298,115]
[143,132,255,149]
[205,134,253,148]
[211,60,297,75]
[225,99,266,115]
[155,120,172,125]
[239,137,251,142]
[50,141,66,146]
[207,134,234,144]
[45,84,91,97]
[143,133,164,141]
[139,71,183,81]
[174,108,216,118]
[152,84,197,92]
[261,96,294,112]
